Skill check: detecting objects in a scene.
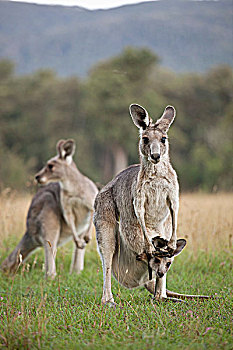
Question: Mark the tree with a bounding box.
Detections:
[0,57,232,191]
[83,47,159,182]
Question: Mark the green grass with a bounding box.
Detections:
[0,242,232,350]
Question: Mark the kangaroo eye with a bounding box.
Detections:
[161,137,166,144]
[166,262,171,268]
[142,137,149,145]
[48,164,54,170]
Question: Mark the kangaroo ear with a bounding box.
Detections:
[155,106,176,133]
[173,239,186,257]
[129,104,152,130]
[56,139,66,158]
[57,139,76,162]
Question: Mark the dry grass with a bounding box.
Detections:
[178,193,233,252]
[0,188,31,252]
[0,190,232,253]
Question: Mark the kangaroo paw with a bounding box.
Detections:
[74,238,86,249]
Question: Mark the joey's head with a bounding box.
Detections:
[129,104,176,165]
[137,239,186,279]
[35,139,76,185]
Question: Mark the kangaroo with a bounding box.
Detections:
[1,139,98,278]
[94,104,209,305]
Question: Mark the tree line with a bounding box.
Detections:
[0,47,232,192]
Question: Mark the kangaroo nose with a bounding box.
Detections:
[35,175,40,182]
[151,153,160,162]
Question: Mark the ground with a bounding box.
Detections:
[0,192,232,349]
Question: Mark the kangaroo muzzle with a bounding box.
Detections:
[149,142,161,164]
[35,173,47,184]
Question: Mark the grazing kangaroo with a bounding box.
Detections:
[94,104,209,305]
[1,139,98,278]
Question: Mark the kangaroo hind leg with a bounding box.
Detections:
[40,208,60,279]
[95,220,117,305]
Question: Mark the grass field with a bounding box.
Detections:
[0,191,232,349]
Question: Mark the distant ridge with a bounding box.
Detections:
[0,0,232,76]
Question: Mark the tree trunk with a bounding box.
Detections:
[112,144,128,176]
[102,149,113,183]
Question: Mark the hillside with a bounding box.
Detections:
[0,0,232,76]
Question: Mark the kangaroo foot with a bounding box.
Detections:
[102,297,117,308]
[153,296,186,303]
[166,289,211,300]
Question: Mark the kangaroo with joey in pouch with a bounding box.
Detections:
[1,139,98,278]
[94,104,210,305]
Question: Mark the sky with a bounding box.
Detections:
[8,0,157,10]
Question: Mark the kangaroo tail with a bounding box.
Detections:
[1,231,39,274]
